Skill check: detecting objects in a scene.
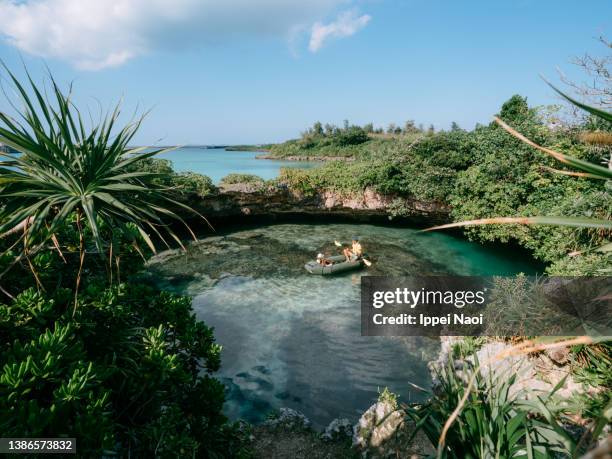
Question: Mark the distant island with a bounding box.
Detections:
[224,144,272,152]
[133,144,272,152]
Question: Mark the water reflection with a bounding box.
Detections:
[146,223,540,427]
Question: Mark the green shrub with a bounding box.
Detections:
[0,283,244,457]
[128,158,217,196]
[220,173,265,185]
[0,66,245,457]
[174,172,217,195]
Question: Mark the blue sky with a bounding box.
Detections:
[0,0,610,145]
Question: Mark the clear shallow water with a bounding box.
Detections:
[157,147,319,183]
[145,223,540,427]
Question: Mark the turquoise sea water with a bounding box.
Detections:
[157,147,318,183]
[146,223,541,428]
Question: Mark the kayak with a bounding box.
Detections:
[304,255,364,275]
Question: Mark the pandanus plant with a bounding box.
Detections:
[426,81,612,256]
[0,65,204,308]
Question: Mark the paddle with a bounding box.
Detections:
[334,240,372,267]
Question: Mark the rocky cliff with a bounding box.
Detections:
[187,183,451,227]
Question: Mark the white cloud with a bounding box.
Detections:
[0,0,363,70]
[308,9,370,53]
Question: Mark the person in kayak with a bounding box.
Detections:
[343,237,363,262]
[316,253,333,266]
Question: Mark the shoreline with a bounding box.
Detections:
[183,184,451,230]
[256,154,355,162]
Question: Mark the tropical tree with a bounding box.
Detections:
[426,81,611,258]
[0,65,204,306]
[312,121,324,136]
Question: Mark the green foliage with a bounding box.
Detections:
[568,390,611,423]
[406,357,592,459]
[301,121,369,146]
[174,172,217,196]
[278,162,365,196]
[377,387,398,408]
[220,173,265,185]
[129,158,217,196]
[570,343,612,389]
[0,66,245,457]
[450,337,486,359]
[270,138,368,159]
[267,122,415,159]
[0,282,244,457]
[434,84,611,274]
[0,68,201,260]
[498,94,536,125]
[279,154,454,203]
[273,93,610,274]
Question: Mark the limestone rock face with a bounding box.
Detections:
[263,408,311,431]
[322,418,354,441]
[353,400,398,449]
[430,338,596,402]
[189,186,450,226]
[352,401,432,458]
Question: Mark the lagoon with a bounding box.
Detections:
[157,147,319,183]
[145,223,541,428]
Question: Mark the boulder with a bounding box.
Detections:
[352,401,432,458]
[263,408,311,432]
[322,418,354,442]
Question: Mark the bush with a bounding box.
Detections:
[0,69,244,456]
[128,158,217,196]
[269,123,379,158]
[220,173,265,185]
[0,283,245,457]
[333,126,369,146]
[273,94,610,275]
[174,172,217,196]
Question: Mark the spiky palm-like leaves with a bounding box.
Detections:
[0,66,202,303]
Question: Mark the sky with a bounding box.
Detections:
[0,0,610,145]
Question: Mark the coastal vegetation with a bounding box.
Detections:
[0,38,610,458]
[225,144,274,152]
[220,173,266,186]
[407,338,611,459]
[0,69,245,456]
[128,157,218,196]
[267,94,611,276]
[268,124,418,160]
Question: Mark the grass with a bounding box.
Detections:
[408,337,612,459]
[571,343,612,388]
